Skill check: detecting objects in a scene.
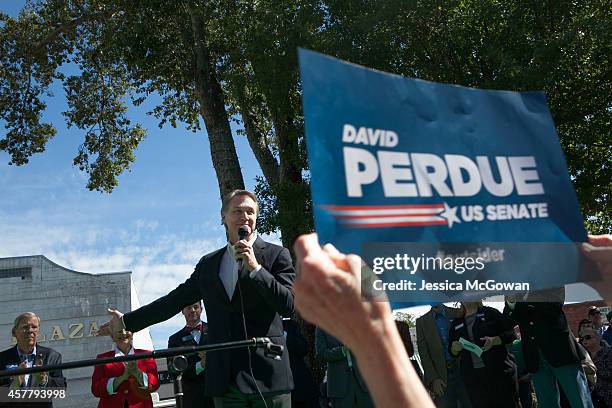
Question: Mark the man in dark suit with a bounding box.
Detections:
[98,190,295,408]
[167,301,214,408]
[448,302,519,408]
[0,312,66,408]
[504,289,593,408]
[416,304,470,408]
[315,327,373,408]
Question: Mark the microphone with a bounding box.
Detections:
[236,226,250,270]
[238,226,250,241]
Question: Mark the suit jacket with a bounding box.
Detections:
[448,306,517,376]
[416,306,463,387]
[283,319,318,403]
[0,345,66,408]
[91,349,160,408]
[123,237,295,396]
[167,323,213,408]
[315,328,371,405]
[504,301,581,372]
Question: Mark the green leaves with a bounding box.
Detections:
[64,65,146,192]
[0,0,609,232]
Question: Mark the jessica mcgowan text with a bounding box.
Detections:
[372,279,530,292]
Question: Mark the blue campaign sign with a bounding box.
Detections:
[299,49,592,302]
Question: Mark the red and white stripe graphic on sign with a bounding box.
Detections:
[321,204,448,228]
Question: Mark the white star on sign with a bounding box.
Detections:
[439,202,461,228]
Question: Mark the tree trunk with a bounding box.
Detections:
[189,6,244,197]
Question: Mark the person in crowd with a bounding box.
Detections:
[293,233,435,408]
[0,312,66,408]
[589,307,608,339]
[504,289,594,408]
[315,327,373,408]
[294,234,612,408]
[578,339,598,391]
[416,304,470,408]
[282,318,319,408]
[98,190,295,407]
[507,327,534,408]
[167,301,213,408]
[582,327,605,359]
[580,319,596,337]
[291,233,612,408]
[91,329,159,408]
[396,320,424,382]
[581,327,612,407]
[448,301,519,408]
[603,312,612,348]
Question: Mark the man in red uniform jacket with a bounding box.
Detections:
[91,330,159,408]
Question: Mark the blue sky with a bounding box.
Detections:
[1,2,602,351]
[0,2,274,349]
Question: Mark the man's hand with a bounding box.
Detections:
[293,234,389,353]
[234,240,260,271]
[198,352,206,368]
[126,361,145,387]
[584,235,612,304]
[480,336,501,352]
[113,364,129,391]
[11,361,27,388]
[96,308,125,337]
[431,379,446,397]
[126,361,138,375]
[450,341,463,355]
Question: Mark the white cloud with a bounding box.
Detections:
[0,209,224,348]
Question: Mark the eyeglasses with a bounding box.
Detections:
[582,335,594,340]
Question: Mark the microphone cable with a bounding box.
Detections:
[235,227,270,408]
[237,271,270,408]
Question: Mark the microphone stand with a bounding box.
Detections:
[0,337,283,378]
[170,355,189,408]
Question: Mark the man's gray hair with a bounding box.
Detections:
[221,189,259,214]
[12,312,40,334]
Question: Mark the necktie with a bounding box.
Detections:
[227,251,239,299]
[20,354,35,363]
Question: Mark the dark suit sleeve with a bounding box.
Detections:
[166,335,178,379]
[124,268,202,333]
[505,301,564,326]
[0,351,13,387]
[487,307,516,345]
[315,328,346,363]
[284,321,308,358]
[44,349,66,387]
[416,318,437,387]
[448,320,461,358]
[249,246,295,317]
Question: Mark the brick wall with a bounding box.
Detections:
[563,300,610,335]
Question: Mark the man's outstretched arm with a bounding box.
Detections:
[97,271,201,336]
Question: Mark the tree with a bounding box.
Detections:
[393,311,416,328]
[318,0,610,232]
[0,0,244,197]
